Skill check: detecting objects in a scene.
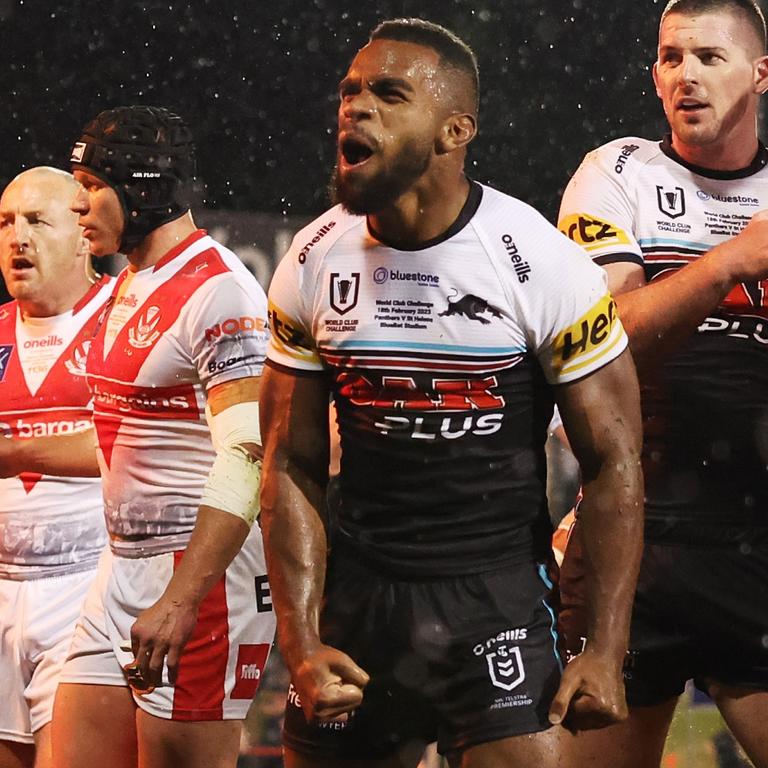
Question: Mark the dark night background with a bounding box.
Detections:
[0,0,668,219]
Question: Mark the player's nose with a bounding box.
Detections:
[70,185,90,215]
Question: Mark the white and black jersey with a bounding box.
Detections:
[268,181,627,576]
[560,137,768,540]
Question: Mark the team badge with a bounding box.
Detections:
[128,305,162,349]
[329,272,360,315]
[65,341,91,377]
[0,344,14,382]
[656,185,686,219]
[486,645,526,691]
[440,290,503,325]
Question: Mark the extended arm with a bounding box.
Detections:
[548,348,644,729]
[608,210,768,370]
[260,364,368,722]
[0,427,100,478]
[130,376,262,685]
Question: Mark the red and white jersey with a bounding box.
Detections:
[0,278,112,579]
[87,230,268,557]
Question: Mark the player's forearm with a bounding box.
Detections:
[578,458,644,664]
[161,505,250,607]
[260,468,328,674]
[0,428,100,478]
[615,249,734,370]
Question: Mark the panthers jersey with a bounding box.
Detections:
[267,182,627,576]
[0,278,112,578]
[560,136,768,537]
[87,230,268,556]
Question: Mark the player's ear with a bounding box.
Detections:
[652,61,663,99]
[753,55,768,94]
[436,113,477,155]
[77,233,91,260]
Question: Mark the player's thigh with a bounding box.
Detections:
[450,725,562,768]
[51,683,137,768]
[0,741,34,768]
[558,698,678,768]
[31,723,51,768]
[708,682,768,768]
[136,710,241,768]
[284,747,420,768]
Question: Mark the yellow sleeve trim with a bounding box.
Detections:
[267,300,321,367]
[559,213,632,253]
[551,293,625,377]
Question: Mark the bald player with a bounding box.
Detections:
[0,167,111,768]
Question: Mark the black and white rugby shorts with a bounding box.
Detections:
[558,521,768,707]
[282,552,563,759]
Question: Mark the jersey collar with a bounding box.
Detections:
[659,134,768,180]
[367,179,483,252]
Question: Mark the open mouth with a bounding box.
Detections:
[11,256,34,270]
[341,137,374,166]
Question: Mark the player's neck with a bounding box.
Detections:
[125,212,198,272]
[18,278,94,320]
[671,130,760,172]
[367,173,470,249]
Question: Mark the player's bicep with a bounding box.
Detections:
[553,348,641,482]
[260,365,330,488]
[604,261,646,297]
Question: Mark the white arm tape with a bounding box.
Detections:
[205,401,262,451]
[201,401,262,527]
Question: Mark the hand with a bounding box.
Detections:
[548,647,627,732]
[292,644,370,724]
[129,594,199,689]
[717,209,768,284]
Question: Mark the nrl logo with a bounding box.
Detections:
[65,341,91,377]
[656,185,686,219]
[330,272,360,316]
[128,306,162,349]
[486,645,526,692]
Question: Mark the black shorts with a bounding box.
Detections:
[559,522,768,707]
[283,553,563,759]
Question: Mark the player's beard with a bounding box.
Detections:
[330,142,432,216]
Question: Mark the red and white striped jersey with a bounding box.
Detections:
[0,277,112,579]
[87,230,268,557]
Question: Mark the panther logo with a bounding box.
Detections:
[439,290,503,324]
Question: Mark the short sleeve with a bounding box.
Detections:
[558,143,643,268]
[266,249,323,374]
[501,204,628,385]
[186,270,269,390]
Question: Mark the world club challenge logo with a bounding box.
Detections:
[330,273,360,315]
[656,185,686,219]
[0,344,14,382]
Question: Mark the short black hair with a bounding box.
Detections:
[369,18,479,115]
[661,0,767,52]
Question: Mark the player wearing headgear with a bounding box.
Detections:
[0,166,111,768]
[28,106,276,768]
